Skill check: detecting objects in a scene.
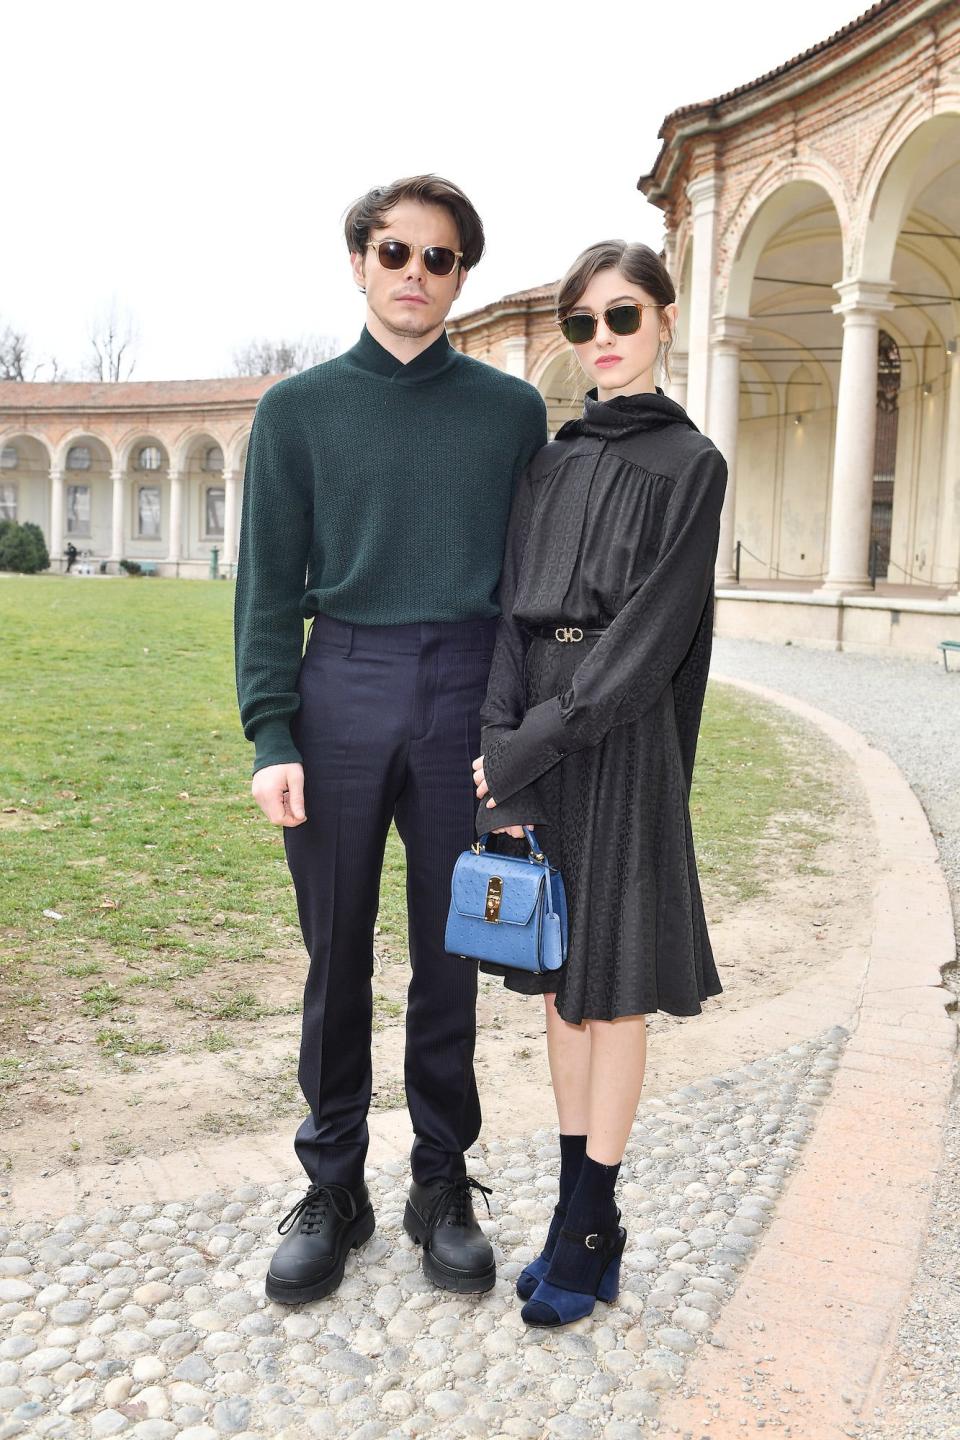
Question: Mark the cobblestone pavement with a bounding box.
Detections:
[0,1030,846,1440]
[713,638,960,1440]
[3,636,956,1440]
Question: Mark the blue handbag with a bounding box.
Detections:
[445,827,568,975]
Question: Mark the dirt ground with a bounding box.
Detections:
[1,723,874,1186]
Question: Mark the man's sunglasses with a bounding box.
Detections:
[558,301,661,345]
[367,240,463,277]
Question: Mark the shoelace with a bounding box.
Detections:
[426,1176,493,1230]
[277,1184,358,1236]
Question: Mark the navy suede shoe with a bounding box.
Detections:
[516,1204,566,1301]
[521,1218,626,1327]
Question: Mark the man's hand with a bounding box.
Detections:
[252,762,307,827]
[472,753,526,840]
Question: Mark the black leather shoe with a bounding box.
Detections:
[265,1182,375,1304]
[403,1176,496,1293]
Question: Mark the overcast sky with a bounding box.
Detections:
[5,0,872,380]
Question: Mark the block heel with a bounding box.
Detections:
[521,1223,626,1328]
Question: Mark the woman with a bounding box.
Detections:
[472,240,727,1328]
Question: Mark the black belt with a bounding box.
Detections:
[529,624,609,644]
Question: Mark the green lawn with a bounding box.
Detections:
[0,574,831,1058]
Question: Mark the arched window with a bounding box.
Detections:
[871,331,901,578]
[0,446,18,470]
[66,445,92,471]
[203,445,224,473]
[137,445,163,472]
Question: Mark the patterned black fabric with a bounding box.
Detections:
[476,389,727,1023]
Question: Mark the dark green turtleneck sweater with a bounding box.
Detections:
[234,326,547,773]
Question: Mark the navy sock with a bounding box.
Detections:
[557,1134,587,1211]
[536,1133,588,1262]
[565,1153,621,1238]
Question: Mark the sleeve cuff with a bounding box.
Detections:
[251,717,304,775]
[475,786,550,838]
[482,696,565,804]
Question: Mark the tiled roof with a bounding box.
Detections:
[449,283,559,330]
[498,283,560,304]
[662,0,895,123]
[0,376,281,412]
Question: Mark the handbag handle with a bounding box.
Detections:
[474,825,544,861]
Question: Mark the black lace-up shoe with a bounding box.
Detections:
[265,1182,375,1304]
[403,1176,496,1293]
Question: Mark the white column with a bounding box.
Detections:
[935,343,960,595]
[223,469,239,571]
[109,469,124,564]
[665,351,688,409]
[818,280,894,593]
[708,318,751,584]
[502,334,527,379]
[167,470,183,564]
[684,174,722,431]
[49,468,64,570]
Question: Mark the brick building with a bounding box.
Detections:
[449,0,960,653]
[0,377,276,577]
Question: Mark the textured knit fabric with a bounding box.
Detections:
[558,1133,588,1209]
[234,326,547,774]
[565,1154,621,1238]
[476,388,727,1023]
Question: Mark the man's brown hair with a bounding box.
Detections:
[343,174,485,271]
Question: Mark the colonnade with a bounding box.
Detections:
[41,460,242,570]
[678,168,957,595]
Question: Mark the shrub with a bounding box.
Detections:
[0,520,50,574]
[21,523,49,571]
[119,559,143,576]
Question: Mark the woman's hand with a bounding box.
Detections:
[472,753,527,839]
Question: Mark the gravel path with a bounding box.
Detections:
[712,637,960,1440]
[0,1031,846,1439]
[2,636,956,1439]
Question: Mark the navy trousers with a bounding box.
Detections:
[283,612,498,1190]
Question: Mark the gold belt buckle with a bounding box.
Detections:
[555,626,584,643]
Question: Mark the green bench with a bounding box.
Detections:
[938,640,960,672]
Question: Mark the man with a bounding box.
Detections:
[234,174,546,1304]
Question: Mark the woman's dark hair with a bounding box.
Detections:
[343,174,485,271]
[557,240,677,380]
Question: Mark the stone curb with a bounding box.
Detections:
[654,675,958,1438]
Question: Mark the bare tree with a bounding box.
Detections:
[0,317,73,382]
[85,302,138,382]
[232,334,337,376]
[0,324,30,380]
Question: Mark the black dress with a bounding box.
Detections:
[476,388,727,1024]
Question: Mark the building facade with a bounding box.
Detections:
[640,0,960,601]
[449,0,960,652]
[0,377,276,576]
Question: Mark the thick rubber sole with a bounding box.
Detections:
[264,1204,375,1305]
[403,1199,497,1294]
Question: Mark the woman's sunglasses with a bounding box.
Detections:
[367,240,463,278]
[558,301,661,345]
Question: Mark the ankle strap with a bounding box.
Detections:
[559,1221,622,1252]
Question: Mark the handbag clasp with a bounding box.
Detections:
[555,626,584,643]
[484,876,503,922]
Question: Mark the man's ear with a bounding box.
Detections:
[350,249,367,294]
[454,264,469,302]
